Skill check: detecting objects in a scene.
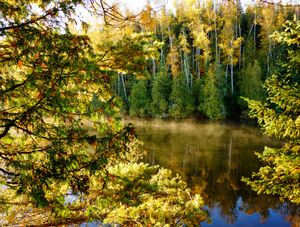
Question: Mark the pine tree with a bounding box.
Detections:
[0,1,210,225]
[238,60,265,109]
[169,75,194,118]
[242,19,300,204]
[199,63,227,120]
[129,79,151,117]
[150,67,171,117]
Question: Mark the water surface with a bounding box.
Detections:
[127,118,300,227]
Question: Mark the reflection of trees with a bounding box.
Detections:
[135,120,297,225]
[240,195,300,226]
[286,214,300,227]
[204,134,240,224]
[279,203,300,227]
[240,194,274,223]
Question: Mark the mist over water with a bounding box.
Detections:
[125,118,299,227]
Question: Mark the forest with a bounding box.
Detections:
[0,0,299,226]
[109,0,297,120]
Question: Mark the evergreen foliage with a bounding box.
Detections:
[150,67,171,117]
[109,1,297,120]
[0,0,210,225]
[1,160,210,225]
[169,75,194,118]
[242,19,300,204]
[238,61,265,108]
[129,79,151,117]
[199,64,227,120]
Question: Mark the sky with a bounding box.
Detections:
[75,0,300,27]
[114,0,300,12]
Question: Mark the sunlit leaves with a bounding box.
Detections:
[92,163,210,226]
[239,61,265,108]
[88,26,160,76]
[243,19,300,204]
[0,162,210,226]
[0,0,137,212]
[243,145,300,204]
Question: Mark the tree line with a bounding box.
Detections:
[0,0,299,225]
[108,0,298,120]
[0,0,209,225]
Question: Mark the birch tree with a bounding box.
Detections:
[219,0,243,94]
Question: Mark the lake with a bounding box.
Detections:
[125,118,300,227]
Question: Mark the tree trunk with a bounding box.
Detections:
[152,58,156,76]
[230,55,234,94]
[267,40,272,76]
[161,31,164,66]
[238,24,242,69]
[228,136,233,174]
[196,47,201,79]
[254,8,257,55]
[117,73,121,96]
[213,0,219,64]
[121,73,128,101]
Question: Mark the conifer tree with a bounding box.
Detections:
[129,79,151,117]
[150,67,171,117]
[238,60,265,109]
[199,63,227,120]
[243,19,300,204]
[0,0,210,225]
[169,75,194,118]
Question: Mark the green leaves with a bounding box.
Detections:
[242,145,300,204]
[243,19,300,204]
[150,67,171,117]
[169,75,194,119]
[129,79,151,117]
[0,0,136,212]
[92,163,209,226]
[0,1,211,225]
[198,63,227,120]
[0,162,210,226]
[239,61,265,109]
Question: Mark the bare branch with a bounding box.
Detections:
[258,0,300,7]
[0,8,58,34]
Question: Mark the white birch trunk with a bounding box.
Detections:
[121,73,127,101]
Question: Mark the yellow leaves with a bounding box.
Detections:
[140,4,157,31]
[219,36,243,64]
[191,23,211,48]
[276,12,286,28]
[166,45,180,77]
[175,0,201,23]
[122,26,134,35]
[295,116,300,128]
[233,37,243,49]
[179,33,190,53]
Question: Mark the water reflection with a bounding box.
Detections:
[126,118,300,227]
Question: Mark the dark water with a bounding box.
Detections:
[127,118,300,227]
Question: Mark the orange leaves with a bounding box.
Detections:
[37,91,44,99]
[40,62,47,69]
[34,52,40,59]
[17,60,23,69]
